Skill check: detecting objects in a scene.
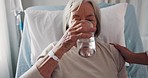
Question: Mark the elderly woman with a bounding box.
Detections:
[21,0,128,78]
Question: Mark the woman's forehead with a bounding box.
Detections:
[72,2,94,16]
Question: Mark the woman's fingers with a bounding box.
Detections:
[68,25,96,37]
[76,33,92,39]
[67,32,92,40]
[69,21,96,33]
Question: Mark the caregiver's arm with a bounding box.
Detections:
[112,44,148,65]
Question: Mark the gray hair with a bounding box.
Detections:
[63,0,101,37]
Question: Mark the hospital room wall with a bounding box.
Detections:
[21,0,100,9]
[22,0,69,9]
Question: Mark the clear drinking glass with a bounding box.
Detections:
[77,21,96,58]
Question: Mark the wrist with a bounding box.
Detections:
[52,47,66,59]
[126,52,135,63]
[48,50,60,62]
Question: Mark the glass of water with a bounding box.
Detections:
[77,21,96,58]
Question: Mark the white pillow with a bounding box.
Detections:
[24,3,127,64]
[25,10,64,64]
[98,3,127,46]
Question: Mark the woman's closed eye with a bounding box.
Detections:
[86,16,96,21]
[74,18,94,22]
[73,18,81,21]
[86,19,94,22]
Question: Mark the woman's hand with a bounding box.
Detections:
[53,20,96,56]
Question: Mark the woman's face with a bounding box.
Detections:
[69,2,97,31]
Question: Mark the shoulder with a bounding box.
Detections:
[96,40,115,52]
[96,40,125,70]
[96,40,121,57]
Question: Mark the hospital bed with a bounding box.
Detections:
[15,2,148,78]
